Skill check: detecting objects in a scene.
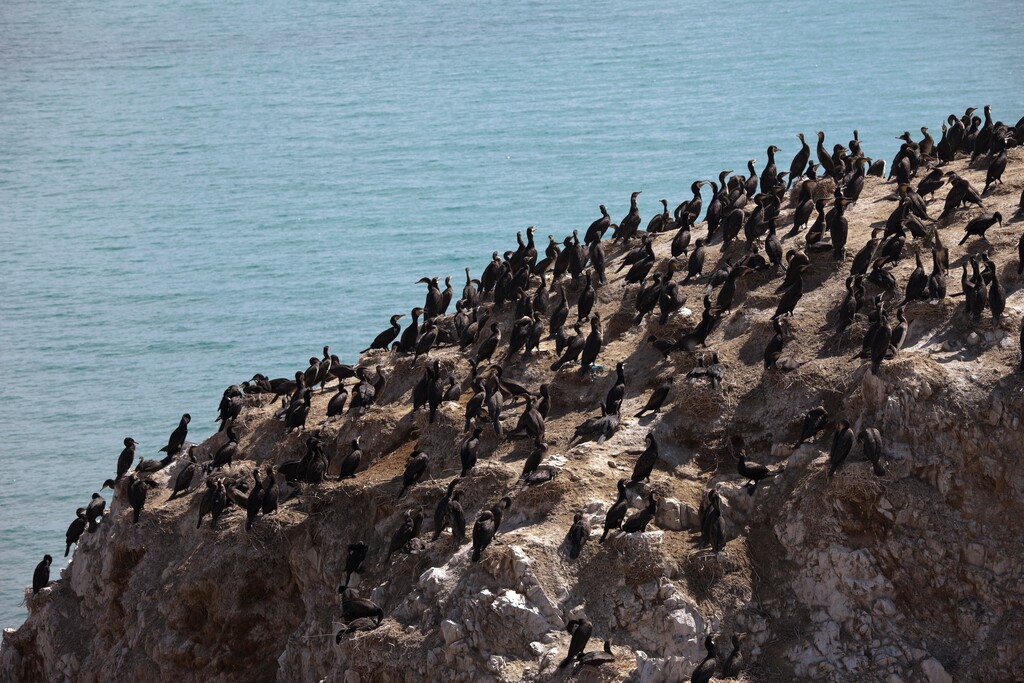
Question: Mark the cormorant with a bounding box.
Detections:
[341,542,369,589]
[261,465,279,515]
[32,555,51,594]
[635,377,672,417]
[600,479,630,543]
[630,432,659,482]
[449,491,466,545]
[115,437,138,481]
[432,479,459,541]
[64,509,87,557]
[615,192,642,241]
[795,406,829,448]
[858,428,886,476]
[764,318,785,370]
[386,509,423,563]
[337,437,362,479]
[691,635,717,683]
[159,413,191,457]
[828,420,855,478]
[577,640,615,668]
[471,510,497,562]
[789,133,810,189]
[168,448,197,500]
[723,635,745,678]
[245,469,264,531]
[567,512,590,559]
[959,212,1002,245]
[85,492,105,533]
[737,453,777,495]
[559,617,593,668]
[398,450,429,499]
[622,492,658,532]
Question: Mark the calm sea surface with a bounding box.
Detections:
[1,0,1021,627]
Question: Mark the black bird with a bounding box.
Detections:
[690,635,717,683]
[64,508,87,557]
[600,479,630,543]
[723,635,745,678]
[566,512,590,559]
[585,205,611,245]
[341,542,369,589]
[261,465,279,515]
[559,617,593,668]
[603,362,626,415]
[85,492,106,533]
[630,432,659,482]
[398,450,429,499]
[127,476,158,524]
[699,489,725,552]
[577,314,604,377]
[448,491,467,545]
[341,588,384,623]
[519,440,547,480]
[795,407,829,448]
[32,555,52,594]
[828,420,855,478]
[635,377,673,417]
[789,133,810,189]
[115,437,138,481]
[615,191,642,241]
[211,423,239,469]
[363,314,403,352]
[986,259,1006,324]
[245,469,264,531]
[577,640,615,668]
[737,453,777,495]
[471,510,497,562]
[337,437,363,479]
[764,318,785,370]
[168,448,197,500]
[959,212,1002,245]
[324,382,349,424]
[386,509,423,563]
[858,428,886,476]
[432,479,460,541]
[159,414,191,457]
[901,250,929,305]
[622,492,658,532]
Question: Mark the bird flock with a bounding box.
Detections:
[30,104,1024,681]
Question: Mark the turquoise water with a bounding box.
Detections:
[1,0,1021,627]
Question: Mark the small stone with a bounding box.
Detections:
[920,657,953,683]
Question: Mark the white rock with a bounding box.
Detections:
[920,657,953,683]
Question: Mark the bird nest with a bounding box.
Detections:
[828,462,885,506]
[681,547,747,600]
[613,533,666,586]
[676,387,721,422]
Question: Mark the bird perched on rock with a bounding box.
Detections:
[622,492,658,533]
[385,510,423,563]
[159,414,191,457]
[828,420,855,478]
[737,453,778,495]
[566,512,590,560]
[858,428,886,476]
[559,617,593,668]
[795,407,829,448]
[690,635,717,683]
[398,450,429,499]
[340,542,369,589]
[32,555,52,594]
[635,376,673,417]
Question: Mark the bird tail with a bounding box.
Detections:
[873,462,886,477]
[558,657,573,669]
[958,234,968,246]
[471,548,481,562]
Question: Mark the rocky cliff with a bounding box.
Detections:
[3,119,1024,683]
